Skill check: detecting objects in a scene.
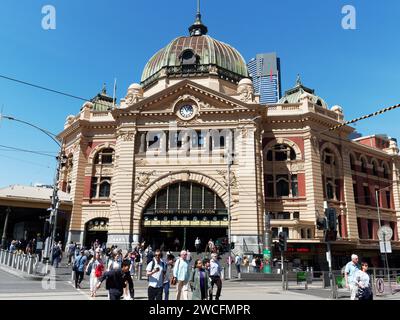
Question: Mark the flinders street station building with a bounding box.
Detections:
[57,10,400,269]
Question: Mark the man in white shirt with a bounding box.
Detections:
[344,254,360,300]
[209,253,222,300]
[195,237,201,254]
[146,249,165,300]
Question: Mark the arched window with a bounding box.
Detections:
[360,157,368,174]
[316,100,323,107]
[350,154,356,171]
[94,148,114,165]
[372,161,379,176]
[267,144,296,161]
[144,182,226,214]
[276,175,289,197]
[383,163,390,179]
[99,180,111,198]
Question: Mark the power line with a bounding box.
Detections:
[325,103,400,133]
[0,153,53,169]
[0,74,114,110]
[0,144,57,158]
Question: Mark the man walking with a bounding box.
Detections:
[173,250,190,300]
[234,254,242,277]
[96,260,130,300]
[195,237,201,254]
[146,249,165,300]
[209,253,222,300]
[73,249,87,289]
[345,254,360,300]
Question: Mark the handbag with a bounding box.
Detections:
[86,261,93,276]
[171,277,177,285]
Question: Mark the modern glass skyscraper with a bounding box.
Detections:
[247,53,282,104]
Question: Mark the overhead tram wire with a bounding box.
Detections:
[321,102,400,133]
[0,74,115,113]
[0,144,57,158]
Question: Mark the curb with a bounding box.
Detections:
[0,265,43,280]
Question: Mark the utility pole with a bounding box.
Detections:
[1,207,11,249]
[376,189,392,293]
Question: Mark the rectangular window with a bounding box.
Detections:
[282,227,289,239]
[156,189,168,210]
[277,212,290,219]
[307,229,312,239]
[192,184,202,209]
[90,177,98,198]
[357,217,364,239]
[180,182,190,209]
[367,219,373,239]
[204,188,214,209]
[291,175,298,197]
[168,184,179,210]
[364,186,371,205]
[293,212,300,219]
[266,175,274,197]
[272,228,278,239]
[353,184,359,204]
[386,191,391,209]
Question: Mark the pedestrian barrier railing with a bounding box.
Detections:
[0,249,38,275]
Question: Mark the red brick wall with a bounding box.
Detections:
[297,173,306,197]
[83,176,92,198]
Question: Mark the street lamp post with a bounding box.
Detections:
[375,187,393,292]
[1,207,11,250]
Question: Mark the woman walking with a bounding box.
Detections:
[190,259,211,300]
[355,262,373,300]
[86,252,104,297]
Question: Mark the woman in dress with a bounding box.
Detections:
[86,252,104,297]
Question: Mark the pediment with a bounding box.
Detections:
[114,80,253,118]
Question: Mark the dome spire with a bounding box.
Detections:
[189,0,208,36]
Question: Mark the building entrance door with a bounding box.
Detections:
[84,218,109,248]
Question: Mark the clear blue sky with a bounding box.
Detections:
[0,0,399,187]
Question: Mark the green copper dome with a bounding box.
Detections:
[140,35,249,88]
[278,75,328,109]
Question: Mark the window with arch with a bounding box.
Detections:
[322,148,341,201]
[383,163,390,179]
[360,157,368,174]
[372,160,379,176]
[91,147,114,198]
[265,174,298,198]
[94,148,114,165]
[266,144,296,161]
[349,154,356,171]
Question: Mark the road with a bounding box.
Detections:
[1,263,399,300]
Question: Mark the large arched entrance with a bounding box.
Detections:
[141,182,228,252]
[84,218,109,248]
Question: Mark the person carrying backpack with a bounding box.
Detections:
[146,249,165,300]
[73,249,88,289]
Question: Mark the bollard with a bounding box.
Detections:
[138,264,142,280]
[27,255,33,274]
[7,252,12,266]
[0,250,3,264]
[11,253,16,268]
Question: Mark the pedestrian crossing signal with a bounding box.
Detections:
[278,232,287,252]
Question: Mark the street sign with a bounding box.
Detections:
[380,241,392,253]
[376,278,385,294]
[377,226,393,241]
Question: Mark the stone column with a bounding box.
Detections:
[392,159,400,241]
[108,127,136,249]
[67,135,88,244]
[342,146,358,240]
[234,126,260,253]
[303,133,325,227]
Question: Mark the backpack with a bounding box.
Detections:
[147,259,164,281]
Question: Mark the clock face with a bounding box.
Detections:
[179,105,194,119]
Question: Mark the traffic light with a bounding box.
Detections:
[230,242,235,250]
[278,232,287,252]
[326,207,337,232]
[316,217,327,230]
[324,207,337,242]
[43,219,51,238]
